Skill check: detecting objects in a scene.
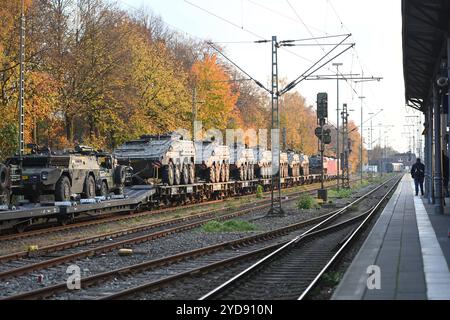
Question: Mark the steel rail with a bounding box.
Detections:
[199,175,401,300]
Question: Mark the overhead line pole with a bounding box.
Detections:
[18,0,25,158]
[333,62,343,190]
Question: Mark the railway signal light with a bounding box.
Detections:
[315,127,332,145]
[317,92,328,119]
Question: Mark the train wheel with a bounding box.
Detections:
[188,163,195,184]
[181,163,189,185]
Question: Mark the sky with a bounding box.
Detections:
[117,0,423,154]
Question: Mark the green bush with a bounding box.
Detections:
[297,195,319,210]
[201,219,257,233]
[256,185,264,199]
[329,188,352,199]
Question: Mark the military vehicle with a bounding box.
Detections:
[7,145,127,203]
[230,144,255,181]
[95,153,132,196]
[253,147,272,179]
[300,154,310,176]
[0,163,11,206]
[195,141,230,183]
[114,133,196,186]
[287,151,301,177]
[280,152,289,178]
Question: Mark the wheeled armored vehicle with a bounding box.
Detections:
[114,133,196,186]
[253,147,272,179]
[6,146,128,202]
[195,141,230,183]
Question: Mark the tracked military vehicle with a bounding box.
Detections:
[287,150,301,177]
[253,147,272,179]
[230,144,255,181]
[114,133,196,186]
[7,146,127,203]
[195,141,230,183]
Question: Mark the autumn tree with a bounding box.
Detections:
[191,54,240,131]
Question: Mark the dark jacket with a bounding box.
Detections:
[411,162,425,180]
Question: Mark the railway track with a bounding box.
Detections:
[200,176,401,300]
[0,179,348,283]
[0,179,339,242]
[1,176,399,300]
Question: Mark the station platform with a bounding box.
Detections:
[332,175,450,300]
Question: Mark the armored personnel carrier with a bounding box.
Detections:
[6,145,127,203]
[253,147,272,179]
[300,154,310,176]
[195,141,230,183]
[287,151,301,177]
[114,133,196,186]
[230,144,255,181]
[280,152,289,178]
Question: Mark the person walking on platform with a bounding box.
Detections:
[411,158,425,196]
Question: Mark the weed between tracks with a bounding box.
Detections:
[297,195,320,210]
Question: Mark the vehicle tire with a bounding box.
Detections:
[226,164,230,182]
[167,163,175,186]
[215,163,221,183]
[239,165,245,181]
[209,166,216,183]
[55,176,71,202]
[246,164,252,181]
[0,164,8,192]
[83,175,96,199]
[174,164,181,185]
[98,181,108,197]
[220,163,226,182]
[188,163,195,184]
[181,163,189,185]
[114,165,127,185]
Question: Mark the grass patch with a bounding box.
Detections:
[353,180,370,190]
[297,194,320,210]
[201,219,257,233]
[321,271,343,286]
[328,188,352,199]
[256,185,264,199]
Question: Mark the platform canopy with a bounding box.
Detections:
[402,0,450,111]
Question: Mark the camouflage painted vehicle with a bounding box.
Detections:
[95,153,132,196]
[114,133,196,186]
[7,146,127,203]
[230,144,255,181]
[253,147,272,179]
[195,141,230,183]
[287,150,301,177]
[0,163,11,206]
